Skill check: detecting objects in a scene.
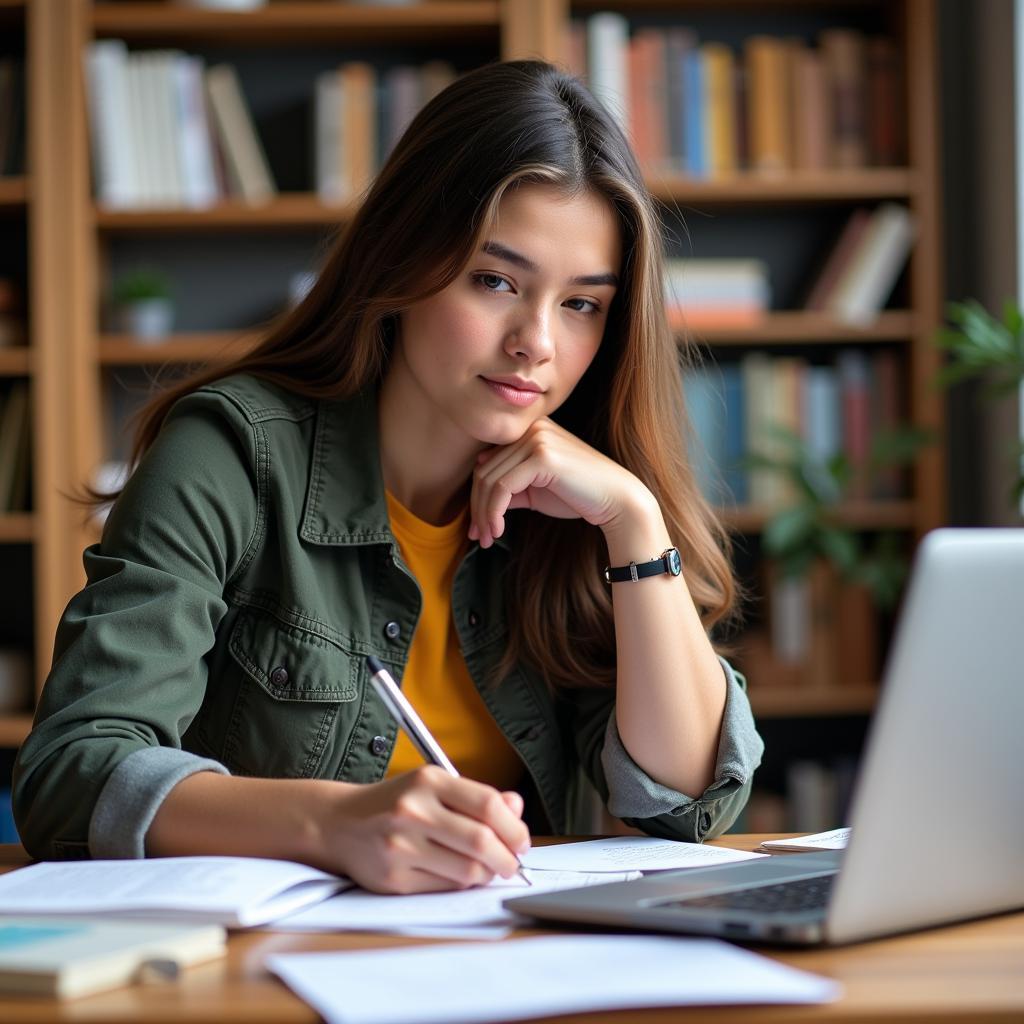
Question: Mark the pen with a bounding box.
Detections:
[365,655,531,886]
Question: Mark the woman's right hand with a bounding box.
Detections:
[318,766,531,894]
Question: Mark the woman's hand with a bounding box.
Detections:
[468,418,655,548]
[321,766,531,894]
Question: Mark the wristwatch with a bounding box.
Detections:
[603,547,682,584]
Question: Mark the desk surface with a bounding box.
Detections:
[1,836,1022,1024]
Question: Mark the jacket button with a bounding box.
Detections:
[384,621,401,641]
[699,811,712,835]
[468,609,480,628]
[370,735,389,756]
[270,666,289,687]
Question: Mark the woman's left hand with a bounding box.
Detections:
[468,418,653,548]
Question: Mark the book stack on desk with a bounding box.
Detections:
[0,917,226,999]
[0,855,350,999]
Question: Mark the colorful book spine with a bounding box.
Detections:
[745,35,790,173]
[703,42,738,177]
[820,28,867,168]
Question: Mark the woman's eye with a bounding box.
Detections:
[565,297,600,315]
[475,273,512,293]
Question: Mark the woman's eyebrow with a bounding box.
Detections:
[480,240,619,288]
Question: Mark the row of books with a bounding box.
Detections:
[86,41,274,208]
[740,757,858,835]
[314,60,456,204]
[803,203,915,325]
[0,58,25,178]
[664,258,770,329]
[570,15,904,178]
[0,381,31,513]
[0,789,17,844]
[666,203,914,332]
[84,40,459,209]
[683,347,904,508]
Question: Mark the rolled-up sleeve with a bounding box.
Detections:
[569,656,762,843]
[12,391,258,860]
[601,657,763,841]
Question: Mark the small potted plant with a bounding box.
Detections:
[110,268,174,342]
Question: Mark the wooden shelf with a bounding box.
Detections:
[721,501,916,532]
[0,713,32,749]
[0,513,34,544]
[94,194,349,232]
[679,310,915,345]
[0,514,34,543]
[574,0,882,9]
[93,169,918,233]
[0,177,28,209]
[0,348,30,375]
[91,1,501,46]
[748,685,878,718]
[99,331,259,365]
[648,169,916,205]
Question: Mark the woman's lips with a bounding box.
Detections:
[481,377,543,407]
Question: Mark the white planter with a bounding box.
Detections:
[119,298,174,342]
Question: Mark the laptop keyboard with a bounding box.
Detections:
[660,873,836,915]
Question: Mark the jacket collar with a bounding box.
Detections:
[298,388,510,551]
[300,389,392,546]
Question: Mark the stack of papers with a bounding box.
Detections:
[760,828,851,852]
[0,857,349,928]
[271,837,766,937]
[269,934,842,1024]
[520,836,766,872]
[271,869,640,936]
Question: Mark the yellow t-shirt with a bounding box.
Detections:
[383,491,523,791]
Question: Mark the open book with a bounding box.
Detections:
[0,857,349,928]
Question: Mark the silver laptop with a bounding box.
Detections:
[506,528,1024,945]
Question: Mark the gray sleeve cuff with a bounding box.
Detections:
[88,746,230,859]
[601,656,764,820]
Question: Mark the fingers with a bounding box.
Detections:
[427,771,531,870]
[501,790,525,816]
[470,434,549,548]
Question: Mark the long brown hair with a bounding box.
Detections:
[98,59,737,689]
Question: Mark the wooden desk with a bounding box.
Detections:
[1,836,1022,1023]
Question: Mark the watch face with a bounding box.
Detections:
[665,548,682,576]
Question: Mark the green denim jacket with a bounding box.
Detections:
[13,374,763,860]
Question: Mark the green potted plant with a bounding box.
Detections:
[935,298,1024,504]
[746,424,933,688]
[750,425,932,610]
[110,268,174,342]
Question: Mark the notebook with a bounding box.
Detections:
[0,917,226,999]
[0,856,349,928]
[506,528,1024,945]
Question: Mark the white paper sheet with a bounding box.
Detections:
[270,869,639,932]
[520,837,766,872]
[268,934,842,1024]
[0,857,348,928]
[760,828,851,852]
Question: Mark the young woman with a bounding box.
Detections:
[13,60,763,894]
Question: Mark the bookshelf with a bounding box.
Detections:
[0,0,34,752]
[2,1,945,832]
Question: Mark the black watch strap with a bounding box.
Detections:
[603,547,682,584]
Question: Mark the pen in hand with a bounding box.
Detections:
[365,655,532,886]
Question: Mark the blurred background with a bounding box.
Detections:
[0,0,1020,841]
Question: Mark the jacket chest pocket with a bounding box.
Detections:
[221,608,360,779]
